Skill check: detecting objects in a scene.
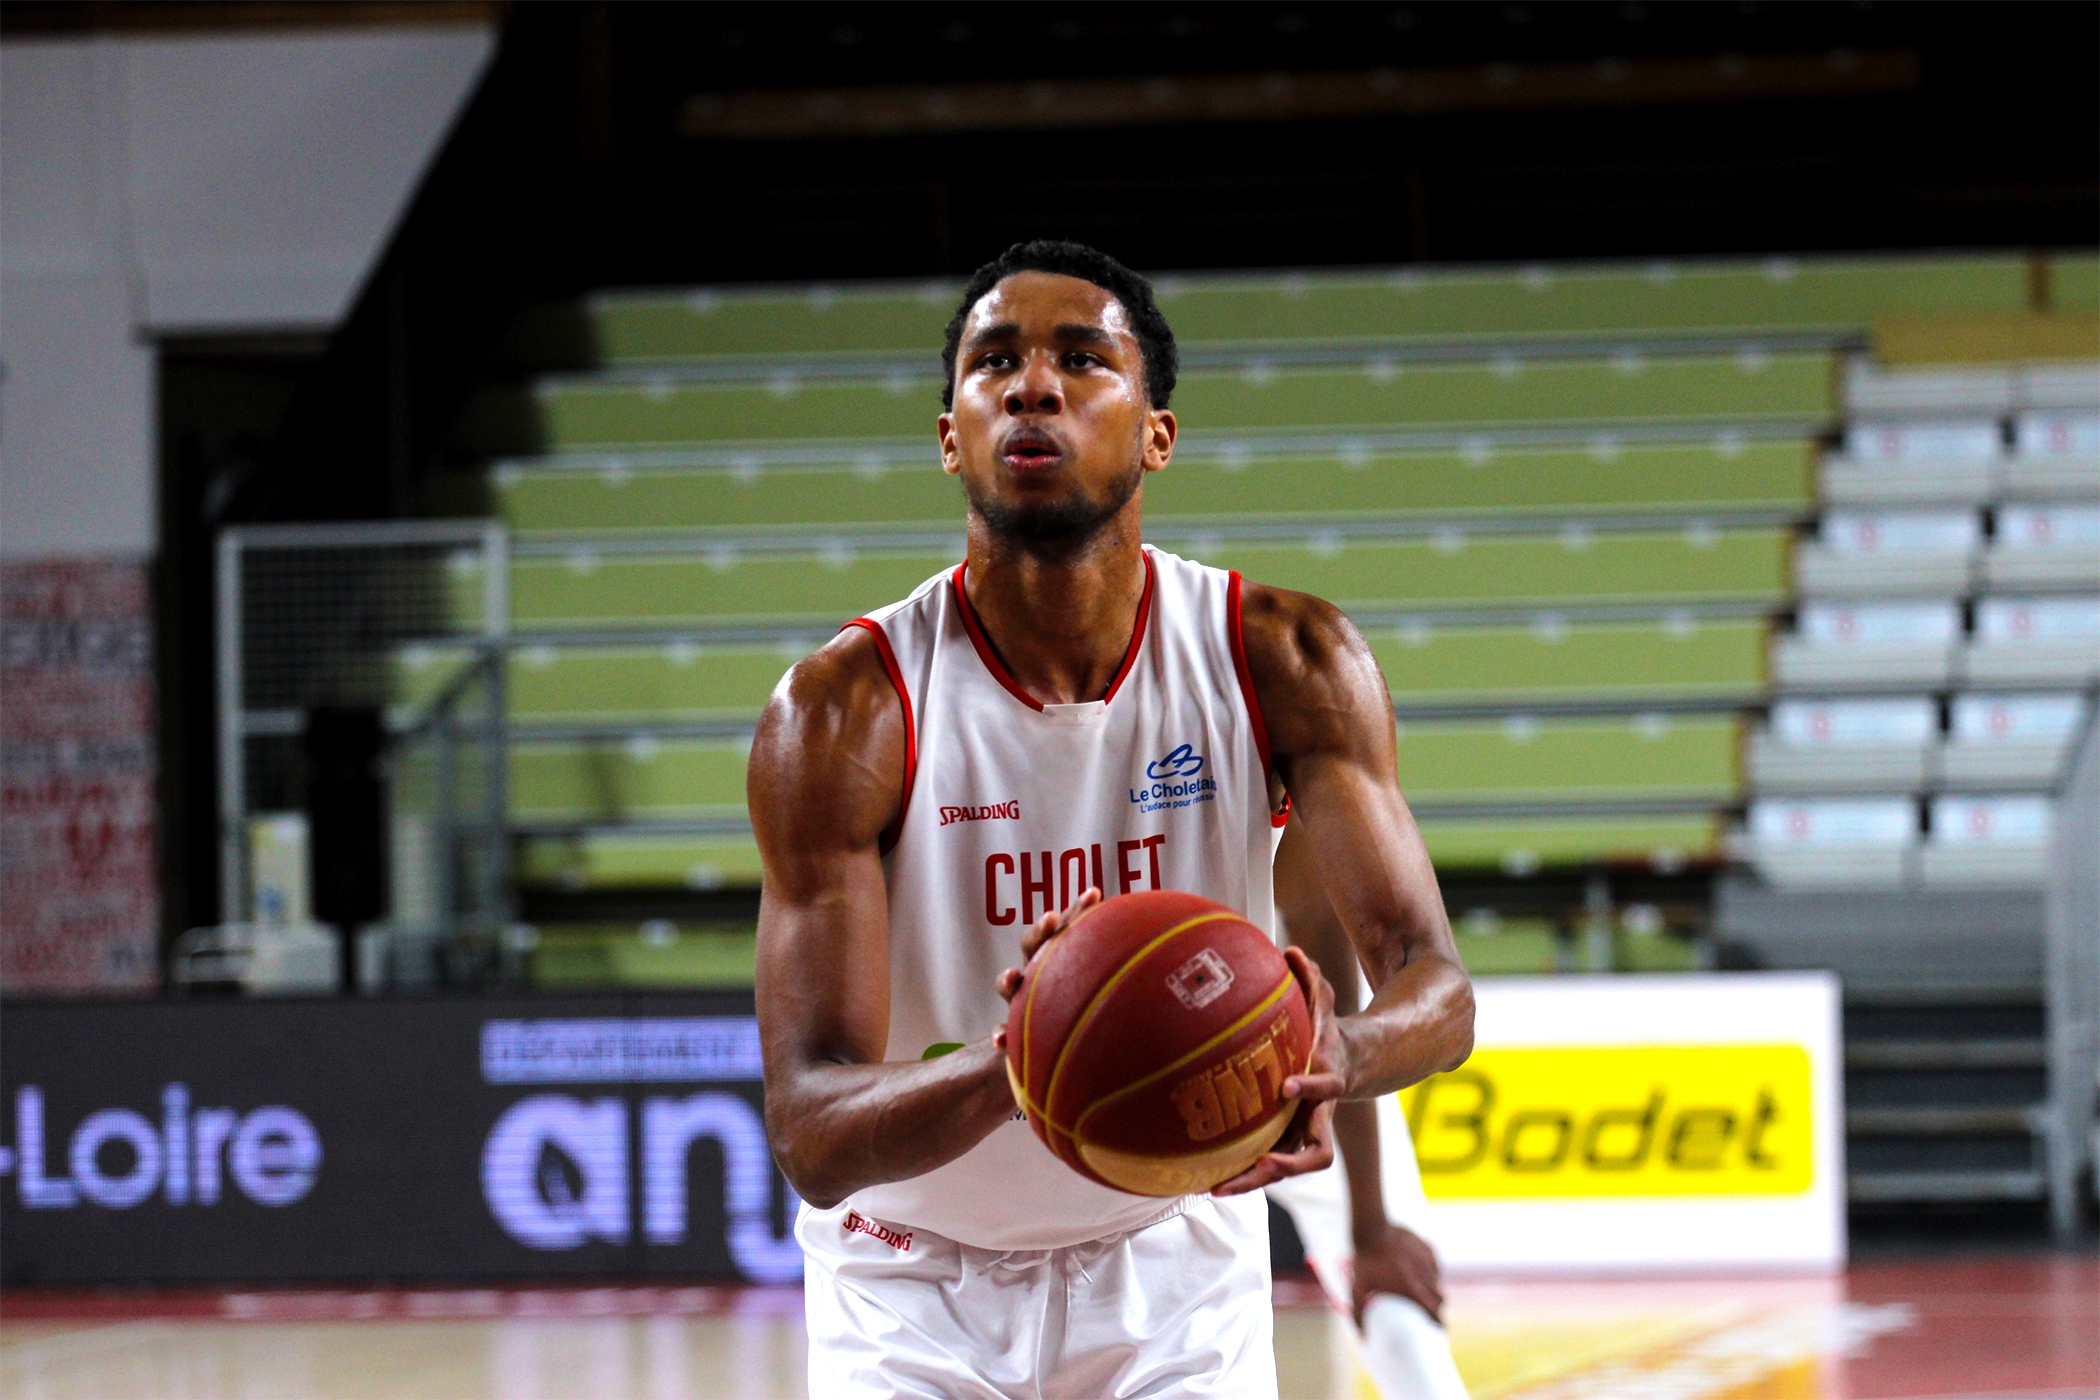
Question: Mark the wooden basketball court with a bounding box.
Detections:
[4,1255,2092,1400]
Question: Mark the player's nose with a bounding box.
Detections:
[1003,352,1063,415]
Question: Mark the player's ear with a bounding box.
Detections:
[1141,408,1176,474]
[938,412,962,476]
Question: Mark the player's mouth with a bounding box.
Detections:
[999,427,1068,474]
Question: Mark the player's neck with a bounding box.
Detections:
[962,512,1146,707]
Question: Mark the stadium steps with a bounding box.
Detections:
[471,251,2096,896]
[503,715,1744,827]
[2049,252,2100,313]
[558,254,2034,367]
[495,352,1835,454]
[403,616,1771,728]
[489,439,1816,539]
[524,922,759,990]
[479,528,1790,633]
[1842,995,2050,1206]
[513,811,1724,895]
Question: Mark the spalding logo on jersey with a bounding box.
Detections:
[939,800,1019,827]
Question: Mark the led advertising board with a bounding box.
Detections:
[2,975,1841,1283]
[0,996,801,1284]
[1389,972,1846,1272]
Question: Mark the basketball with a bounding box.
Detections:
[1003,890,1314,1197]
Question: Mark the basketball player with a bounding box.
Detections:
[1269,823,1472,1400]
[751,240,1473,1398]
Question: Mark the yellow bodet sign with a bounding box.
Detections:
[1403,1044,1814,1197]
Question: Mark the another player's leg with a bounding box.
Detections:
[1268,1144,1469,1400]
[1274,820,1469,1399]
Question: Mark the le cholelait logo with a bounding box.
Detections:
[1147,744,1205,781]
[1131,743,1216,814]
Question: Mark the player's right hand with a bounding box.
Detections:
[992,887,1102,1045]
[1210,944,1341,1195]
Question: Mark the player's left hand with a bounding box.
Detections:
[1349,1219,1445,1326]
[992,886,1102,1048]
[1211,944,1344,1195]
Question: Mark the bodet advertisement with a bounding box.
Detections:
[1392,973,1846,1271]
[0,975,1841,1283]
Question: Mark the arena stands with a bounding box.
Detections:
[432,250,2100,1208]
[459,252,2087,910]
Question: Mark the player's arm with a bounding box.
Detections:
[1276,823,1446,1325]
[1274,823,1391,1235]
[749,629,1017,1210]
[1244,584,1474,1102]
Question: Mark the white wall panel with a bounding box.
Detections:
[0,27,493,560]
[120,30,492,330]
[0,275,154,558]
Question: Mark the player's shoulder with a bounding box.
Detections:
[1235,580,1374,686]
[750,624,907,842]
[764,568,943,735]
[766,625,896,736]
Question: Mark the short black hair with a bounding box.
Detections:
[940,240,1179,410]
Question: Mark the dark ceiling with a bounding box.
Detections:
[571,0,2098,279]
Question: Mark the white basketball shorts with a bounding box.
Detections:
[798,1191,1277,1400]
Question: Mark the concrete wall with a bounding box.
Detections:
[0,27,494,561]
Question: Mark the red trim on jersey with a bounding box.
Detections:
[840,617,917,852]
[950,552,1156,710]
[1227,571,1292,829]
[951,564,1043,712]
[1102,550,1157,703]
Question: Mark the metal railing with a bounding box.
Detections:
[2044,702,2100,1236]
[213,520,509,988]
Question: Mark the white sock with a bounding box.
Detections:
[1354,1293,1471,1400]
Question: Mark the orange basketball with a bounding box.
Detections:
[1003,889,1313,1197]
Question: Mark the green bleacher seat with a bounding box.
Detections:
[525,353,1833,451]
[1614,924,1703,973]
[576,255,2029,365]
[1394,714,1741,805]
[508,529,1788,631]
[1417,813,1720,870]
[510,547,948,630]
[1159,257,2028,348]
[1195,530,1788,617]
[510,736,749,823]
[588,284,955,364]
[415,615,1763,727]
[508,714,1736,828]
[1452,918,1562,976]
[515,811,1723,891]
[518,830,767,889]
[508,641,812,723]
[2051,251,2100,313]
[527,923,759,990]
[1372,618,1769,706]
[493,439,1813,538]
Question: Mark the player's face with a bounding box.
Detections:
[940,272,1175,547]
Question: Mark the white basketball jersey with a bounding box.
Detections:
[840,546,1288,1251]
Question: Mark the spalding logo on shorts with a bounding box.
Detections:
[1169,1017,1293,1143]
[1165,948,1235,1010]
